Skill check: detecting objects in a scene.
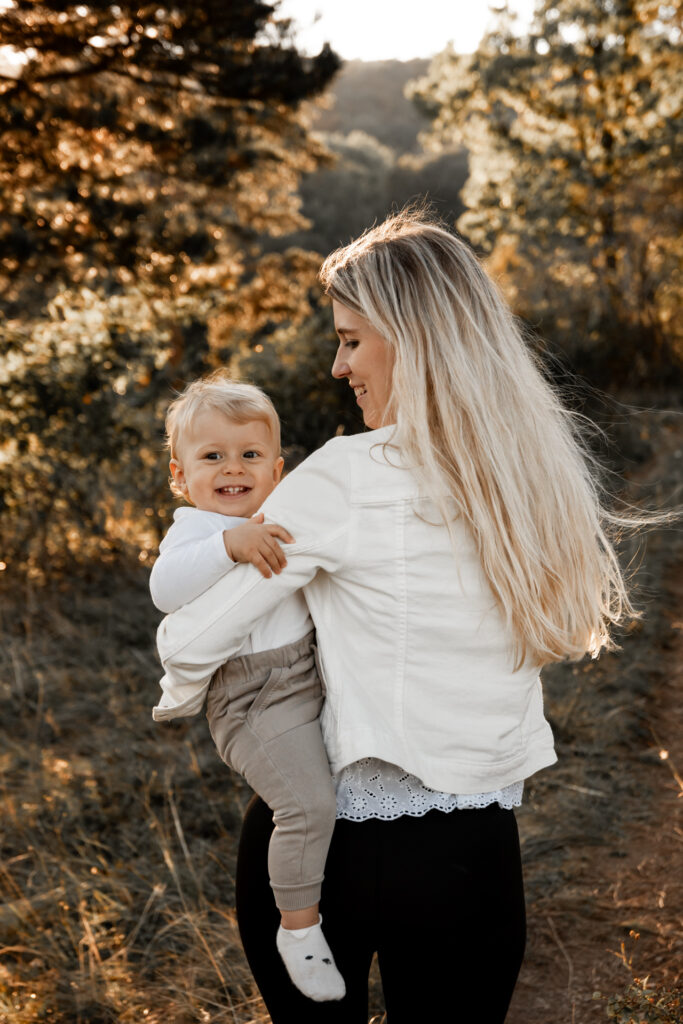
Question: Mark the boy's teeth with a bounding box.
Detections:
[219,486,247,494]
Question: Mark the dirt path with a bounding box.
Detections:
[510,618,682,1023]
[508,412,683,1024]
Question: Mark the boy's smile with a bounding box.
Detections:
[170,411,284,518]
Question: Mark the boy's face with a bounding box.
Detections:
[170,411,284,518]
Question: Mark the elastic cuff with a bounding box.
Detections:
[271,877,323,912]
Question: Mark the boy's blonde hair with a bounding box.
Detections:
[320,206,637,668]
[165,371,281,498]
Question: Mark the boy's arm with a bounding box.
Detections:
[154,442,351,720]
[150,513,296,613]
[150,516,235,614]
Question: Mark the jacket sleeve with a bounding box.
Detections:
[155,440,351,710]
[149,519,235,614]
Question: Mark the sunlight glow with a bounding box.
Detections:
[277,0,537,59]
[0,44,26,76]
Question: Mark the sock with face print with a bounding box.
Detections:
[276,915,346,1002]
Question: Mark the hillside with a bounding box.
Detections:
[310,58,431,154]
[268,58,468,256]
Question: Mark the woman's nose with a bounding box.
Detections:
[331,347,350,379]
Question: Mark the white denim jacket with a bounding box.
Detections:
[156,425,557,795]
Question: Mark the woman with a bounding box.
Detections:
[157,209,633,1022]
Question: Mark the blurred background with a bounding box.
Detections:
[0,2,681,1022]
[1,0,680,571]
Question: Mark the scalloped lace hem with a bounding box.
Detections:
[334,757,524,821]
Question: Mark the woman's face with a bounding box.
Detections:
[331,300,394,429]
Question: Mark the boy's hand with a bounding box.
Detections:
[222,514,295,578]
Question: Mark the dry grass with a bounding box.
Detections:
[0,568,271,1024]
[507,410,683,1024]
[1,409,681,1024]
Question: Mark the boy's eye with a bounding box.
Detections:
[243,450,260,459]
[205,452,221,460]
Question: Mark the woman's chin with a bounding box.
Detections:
[363,412,390,430]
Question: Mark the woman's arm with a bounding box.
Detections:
[155,441,351,707]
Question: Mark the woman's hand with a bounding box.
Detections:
[222,514,295,578]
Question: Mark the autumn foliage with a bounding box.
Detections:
[410,0,682,385]
[0,1,356,573]
[1,0,681,578]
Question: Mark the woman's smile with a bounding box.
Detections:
[331,300,394,429]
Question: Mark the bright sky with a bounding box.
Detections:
[276,0,537,60]
[0,1,538,73]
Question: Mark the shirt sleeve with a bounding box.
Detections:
[149,513,236,614]
[154,440,351,716]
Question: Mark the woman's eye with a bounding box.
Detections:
[346,339,359,349]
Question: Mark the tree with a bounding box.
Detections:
[0,0,338,309]
[0,1,341,574]
[410,0,682,386]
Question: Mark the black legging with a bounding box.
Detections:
[236,795,526,1023]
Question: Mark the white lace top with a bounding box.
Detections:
[334,757,524,821]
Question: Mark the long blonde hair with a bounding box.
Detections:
[320,208,635,667]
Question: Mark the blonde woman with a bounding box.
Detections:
[156,209,634,1023]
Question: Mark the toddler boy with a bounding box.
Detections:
[151,371,344,1002]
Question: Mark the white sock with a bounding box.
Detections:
[276,915,346,1002]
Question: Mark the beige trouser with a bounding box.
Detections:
[205,629,336,912]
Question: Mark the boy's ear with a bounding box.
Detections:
[273,456,285,485]
[169,458,187,492]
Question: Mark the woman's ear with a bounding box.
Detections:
[170,458,187,492]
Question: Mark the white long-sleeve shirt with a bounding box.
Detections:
[150,507,311,720]
[156,426,557,795]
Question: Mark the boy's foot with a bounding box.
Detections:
[276,916,346,1002]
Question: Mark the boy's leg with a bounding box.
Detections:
[227,696,337,913]
[207,633,334,911]
[233,715,346,1001]
[208,637,348,1000]
[236,795,375,1024]
[262,720,338,910]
